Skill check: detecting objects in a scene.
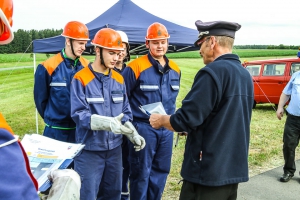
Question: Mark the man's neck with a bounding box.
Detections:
[64,47,77,60]
[115,62,123,70]
[150,53,166,66]
[91,61,109,74]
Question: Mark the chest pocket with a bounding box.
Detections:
[111,91,124,116]
[140,84,159,91]
[170,79,180,91]
[170,84,179,91]
[49,80,68,104]
[86,96,104,104]
[111,94,124,103]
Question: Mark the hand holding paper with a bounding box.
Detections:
[149,114,174,131]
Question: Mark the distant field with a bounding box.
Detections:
[0,49,298,66]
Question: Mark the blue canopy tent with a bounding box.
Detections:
[33,0,198,55]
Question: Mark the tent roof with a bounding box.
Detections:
[33,0,198,54]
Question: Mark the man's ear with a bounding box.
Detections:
[65,38,71,46]
[145,40,149,49]
[211,36,216,49]
[94,47,100,55]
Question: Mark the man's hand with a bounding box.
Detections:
[149,113,164,129]
[276,107,285,120]
[90,113,133,134]
[150,114,174,131]
[123,121,146,151]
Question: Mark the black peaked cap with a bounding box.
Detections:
[194,20,241,46]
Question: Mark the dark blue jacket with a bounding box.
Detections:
[170,54,253,186]
[34,51,89,128]
[70,64,132,151]
[122,53,181,122]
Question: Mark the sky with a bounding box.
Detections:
[13,0,300,45]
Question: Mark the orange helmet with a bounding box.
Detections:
[0,0,13,44]
[91,28,124,51]
[61,21,90,41]
[145,22,170,41]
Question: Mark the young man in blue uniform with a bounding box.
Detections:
[34,21,90,143]
[150,20,254,200]
[276,70,300,182]
[122,22,181,200]
[0,1,39,199]
[70,28,145,200]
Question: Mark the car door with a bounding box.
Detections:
[258,63,286,104]
[245,64,262,104]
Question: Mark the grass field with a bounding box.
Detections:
[1,50,300,199]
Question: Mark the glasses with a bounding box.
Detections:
[197,36,211,48]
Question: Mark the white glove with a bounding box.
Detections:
[47,169,81,200]
[90,113,133,134]
[124,121,146,151]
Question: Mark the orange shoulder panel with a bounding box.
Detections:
[0,113,13,135]
[127,55,152,79]
[79,56,90,68]
[111,70,124,84]
[169,59,181,74]
[73,67,95,87]
[41,53,64,76]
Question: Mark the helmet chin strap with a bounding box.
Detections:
[99,47,108,69]
[70,39,79,59]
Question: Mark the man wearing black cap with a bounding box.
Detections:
[149,20,254,199]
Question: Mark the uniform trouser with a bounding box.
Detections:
[179,180,238,200]
[74,146,122,200]
[283,113,300,175]
[128,122,173,200]
[121,136,130,200]
[43,126,76,143]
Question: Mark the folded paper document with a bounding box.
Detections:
[141,102,167,115]
[21,134,85,192]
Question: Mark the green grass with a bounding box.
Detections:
[1,50,299,199]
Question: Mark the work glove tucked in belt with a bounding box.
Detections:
[90,113,132,134]
[124,121,146,151]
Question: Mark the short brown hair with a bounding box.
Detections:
[215,36,234,49]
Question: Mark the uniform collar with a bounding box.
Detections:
[147,53,170,73]
[61,49,80,67]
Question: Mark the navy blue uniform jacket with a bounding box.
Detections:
[170,54,254,186]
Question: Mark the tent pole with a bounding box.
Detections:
[33,53,39,134]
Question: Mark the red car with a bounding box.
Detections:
[243,56,300,108]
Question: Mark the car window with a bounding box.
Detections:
[290,62,300,75]
[246,65,261,76]
[262,64,285,76]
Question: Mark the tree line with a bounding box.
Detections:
[0,29,63,54]
[0,29,299,54]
